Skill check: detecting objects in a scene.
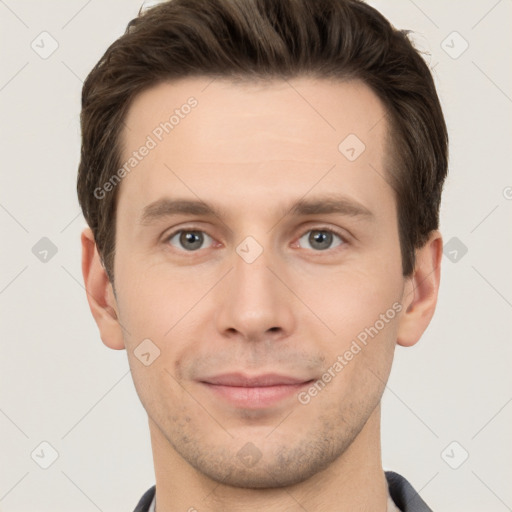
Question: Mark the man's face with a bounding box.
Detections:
[112,77,407,487]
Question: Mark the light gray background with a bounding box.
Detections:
[1,0,511,510]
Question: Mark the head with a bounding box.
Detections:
[79,0,447,489]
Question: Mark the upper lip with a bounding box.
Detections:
[200,373,312,387]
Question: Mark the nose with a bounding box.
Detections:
[214,238,297,343]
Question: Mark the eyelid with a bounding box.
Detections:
[162,222,215,241]
[163,225,218,250]
[293,225,349,250]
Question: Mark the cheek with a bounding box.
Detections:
[115,257,201,341]
[292,254,403,392]
[296,262,403,340]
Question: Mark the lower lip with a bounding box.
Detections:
[201,382,312,408]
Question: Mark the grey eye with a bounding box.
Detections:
[168,230,213,251]
[298,229,344,251]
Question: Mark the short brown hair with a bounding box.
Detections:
[77,0,448,283]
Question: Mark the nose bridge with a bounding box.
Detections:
[234,238,275,295]
[232,234,281,311]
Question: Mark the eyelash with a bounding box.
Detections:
[163,226,348,254]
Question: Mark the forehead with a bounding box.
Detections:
[117,76,392,222]
[121,76,388,159]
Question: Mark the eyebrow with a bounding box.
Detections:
[139,195,375,226]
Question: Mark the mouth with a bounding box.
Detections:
[198,373,314,409]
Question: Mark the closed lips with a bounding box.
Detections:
[200,373,313,387]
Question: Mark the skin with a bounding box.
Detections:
[81,77,442,511]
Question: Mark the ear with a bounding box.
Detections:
[81,227,125,350]
[396,230,443,347]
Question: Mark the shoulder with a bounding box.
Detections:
[385,471,433,512]
[132,485,156,512]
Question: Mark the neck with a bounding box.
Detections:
[149,403,389,512]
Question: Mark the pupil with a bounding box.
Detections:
[181,231,202,250]
[310,230,331,250]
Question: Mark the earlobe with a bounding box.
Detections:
[81,227,125,350]
[396,230,443,347]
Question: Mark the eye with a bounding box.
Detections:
[297,228,346,251]
[166,230,214,251]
